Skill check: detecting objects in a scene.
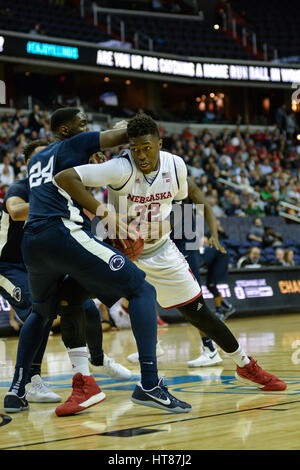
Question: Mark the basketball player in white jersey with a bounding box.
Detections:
[55,113,286,393]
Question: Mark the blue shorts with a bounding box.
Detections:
[22,219,146,317]
[0,261,32,322]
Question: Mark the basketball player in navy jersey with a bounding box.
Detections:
[56,113,286,395]
[4,108,191,416]
[1,139,132,409]
[0,139,62,403]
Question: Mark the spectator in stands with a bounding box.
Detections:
[245,196,264,217]
[220,188,233,213]
[0,156,15,186]
[275,104,287,133]
[237,246,263,269]
[29,24,45,35]
[215,219,228,241]
[247,217,264,243]
[264,192,280,216]
[284,249,295,266]
[286,112,298,140]
[271,248,287,266]
[208,196,224,218]
[0,184,9,206]
[225,194,244,216]
[263,226,283,248]
[29,105,43,133]
[187,160,203,184]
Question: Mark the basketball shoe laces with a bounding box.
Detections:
[156,380,180,404]
[246,359,274,384]
[65,374,85,403]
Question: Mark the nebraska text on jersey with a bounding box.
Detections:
[127,191,173,203]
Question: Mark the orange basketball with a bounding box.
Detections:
[107,236,144,261]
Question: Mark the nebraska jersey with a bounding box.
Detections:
[108,150,187,255]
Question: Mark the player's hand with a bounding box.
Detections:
[139,220,171,244]
[113,120,128,130]
[98,209,139,249]
[89,152,107,164]
[208,236,227,253]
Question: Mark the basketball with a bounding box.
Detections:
[106,236,144,261]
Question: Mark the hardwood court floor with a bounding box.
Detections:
[0,313,300,451]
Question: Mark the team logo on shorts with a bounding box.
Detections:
[109,254,125,271]
[12,287,22,302]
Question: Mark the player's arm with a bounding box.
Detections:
[187,177,226,253]
[99,124,128,150]
[55,159,137,244]
[6,196,29,221]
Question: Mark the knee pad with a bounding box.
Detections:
[60,303,87,349]
[59,277,91,307]
[32,297,60,320]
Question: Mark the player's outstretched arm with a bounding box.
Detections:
[99,125,128,150]
[6,196,29,221]
[55,167,136,246]
[187,177,226,253]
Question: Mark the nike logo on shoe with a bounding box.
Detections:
[145,393,171,406]
[197,303,203,311]
[209,351,218,359]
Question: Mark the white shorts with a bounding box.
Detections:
[135,239,202,309]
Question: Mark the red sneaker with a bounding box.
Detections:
[55,373,106,416]
[157,316,168,327]
[235,357,287,391]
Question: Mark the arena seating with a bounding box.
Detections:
[230,0,300,60]
[0,0,252,60]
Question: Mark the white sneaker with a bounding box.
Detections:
[25,375,62,403]
[89,354,132,380]
[127,340,164,363]
[188,348,223,368]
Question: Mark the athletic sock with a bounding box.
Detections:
[202,337,215,352]
[68,347,90,376]
[225,345,250,367]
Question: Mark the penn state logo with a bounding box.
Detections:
[12,287,22,302]
[109,254,125,271]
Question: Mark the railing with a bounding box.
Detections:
[222,2,278,61]
[92,2,204,52]
[279,201,300,223]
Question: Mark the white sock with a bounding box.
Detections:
[68,347,90,376]
[225,345,250,367]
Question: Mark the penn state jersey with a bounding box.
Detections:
[108,150,187,254]
[27,131,100,226]
[0,178,29,263]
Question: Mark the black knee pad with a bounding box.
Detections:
[33,297,60,320]
[59,277,91,307]
[60,303,87,349]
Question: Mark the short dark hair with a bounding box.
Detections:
[23,139,48,162]
[127,113,159,139]
[50,107,80,133]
